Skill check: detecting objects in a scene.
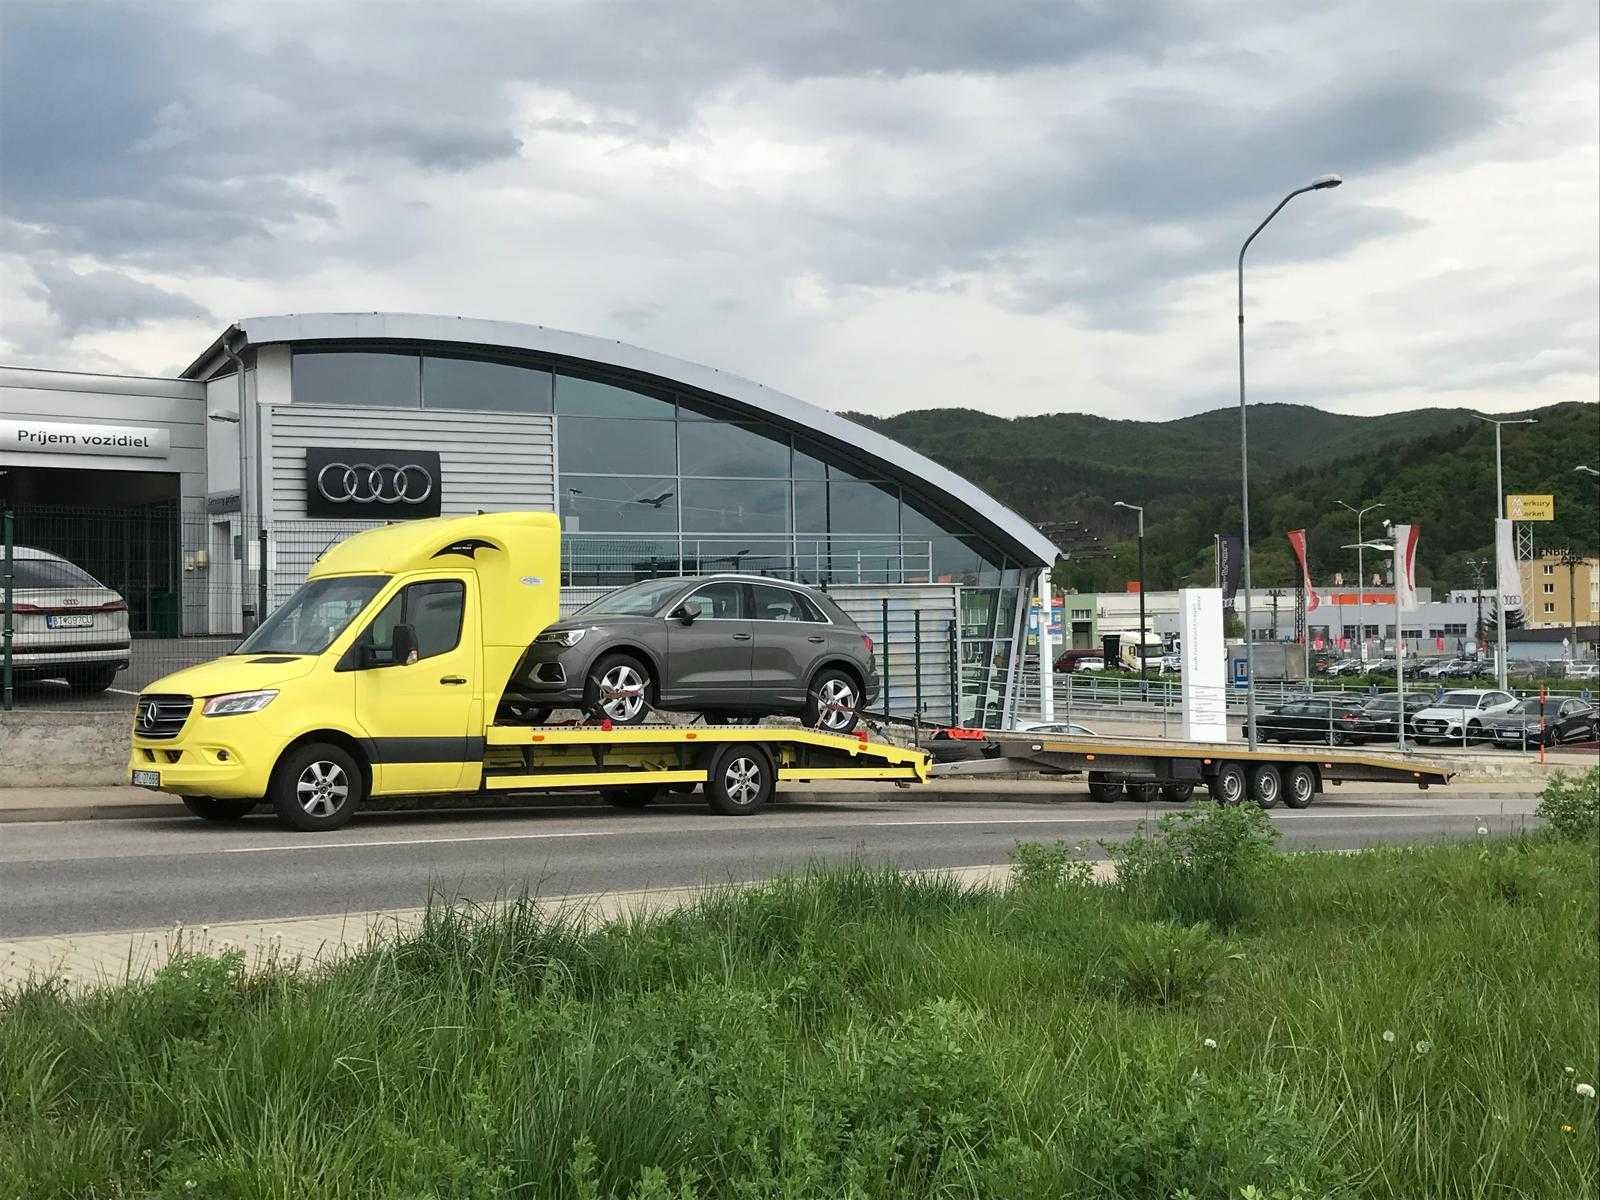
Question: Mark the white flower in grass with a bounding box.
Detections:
[1578,1083,1597,1100]
[1203,1038,1217,1050]
[1475,825,1488,836]
[1565,1067,1576,1075]
[1382,1030,1396,1043]
[1414,1040,1432,1055]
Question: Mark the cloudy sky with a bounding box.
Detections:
[2,1,1595,420]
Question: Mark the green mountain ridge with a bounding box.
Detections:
[843,400,1599,593]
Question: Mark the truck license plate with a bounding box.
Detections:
[131,770,160,788]
[47,614,95,629]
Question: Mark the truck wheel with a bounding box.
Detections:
[1208,762,1247,806]
[181,796,258,821]
[1159,783,1194,803]
[66,666,118,693]
[270,742,364,831]
[1086,771,1122,802]
[705,744,773,815]
[804,669,863,734]
[607,783,663,809]
[1248,764,1282,809]
[586,655,652,725]
[1127,781,1161,803]
[1283,763,1317,809]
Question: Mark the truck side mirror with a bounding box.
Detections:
[390,623,419,665]
[671,600,702,623]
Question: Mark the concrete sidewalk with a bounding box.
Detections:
[2,862,1049,992]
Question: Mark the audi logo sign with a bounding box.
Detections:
[304,447,442,519]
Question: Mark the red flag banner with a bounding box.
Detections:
[1392,524,1420,611]
[1286,529,1320,612]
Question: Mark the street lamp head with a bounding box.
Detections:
[1309,173,1343,190]
[1574,465,1599,477]
[1112,500,1141,512]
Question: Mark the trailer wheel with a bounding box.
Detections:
[706,744,774,815]
[1158,783,1194,803]
[269,742,364,831]
[1208,761,1246,806]
[1248,764,1282,809]
[1283,763,1317,809]
[181,796,258,821]
[1087,771,1122,802]
[606,783,664,809]
[1127,781,1161,803]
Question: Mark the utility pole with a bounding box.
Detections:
[1114,501,1146,682]
[1558,549,1582,661]
[1476,415,1537,689]
[1466,556,1489,657]
[1337,500,1384,666]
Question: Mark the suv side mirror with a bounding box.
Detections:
[671,600,702,623]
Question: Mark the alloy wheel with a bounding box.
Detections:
[599,663,647,722]
[816,678,858,730]
[724,756,762,806]
[297,760,349,818]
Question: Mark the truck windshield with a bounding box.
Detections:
[579,577,690,617]
[233,575,388,655]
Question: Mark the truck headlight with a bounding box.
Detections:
[203,689,279,717]
[535,629,586,647]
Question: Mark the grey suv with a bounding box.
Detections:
[506,575,879,731]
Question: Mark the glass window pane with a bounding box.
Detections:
[751,583,820,622]
[681,479,790,533]
[827,481,899,533]
[560,475,677,532]
[423,356,552,412]
[559,418,676,475]
[679,421,790,477]
[932,536,980,584]
[555,374,674,417]
[293,351,419,408]
[687,581,750,620]
[792,439,830,478]
[564,538,683,588]
[406,580,465,658]
[683,538,793,576]
[794,482,829,533]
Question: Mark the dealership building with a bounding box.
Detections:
[0,312,1059,725]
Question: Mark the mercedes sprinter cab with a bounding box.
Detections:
[128,512,559,829]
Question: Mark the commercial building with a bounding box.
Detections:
[1520,552,1599,629]
[1,312,1058,724]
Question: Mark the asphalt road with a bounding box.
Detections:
[1,792,1541,938]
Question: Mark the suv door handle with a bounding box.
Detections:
[807,635,825,643]
[732,633,752,641]
[440,675,468,685]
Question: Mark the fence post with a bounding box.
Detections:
[880,599,891,719]
[2,508,12,711]
[913,608,923,731]
[257,528,269,621]
[946,618,958,726]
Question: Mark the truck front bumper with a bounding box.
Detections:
[128,736,271,799]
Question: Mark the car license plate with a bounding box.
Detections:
[131,769,160,788]
[46,614,95,629]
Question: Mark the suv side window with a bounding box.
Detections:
[752,583,826,623]
[358,579,466,664]
[688,581,750,620]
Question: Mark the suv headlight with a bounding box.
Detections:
[202,689,279,717]
[535,629,586,647]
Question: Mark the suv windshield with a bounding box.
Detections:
[234,575,388,655]
[580,577,691,617]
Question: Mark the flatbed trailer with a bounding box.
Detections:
[928,730,1455,809]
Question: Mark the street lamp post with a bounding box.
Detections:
[1114,501,1146,682]
[1466,556,1489,657]
[1337,500,1384,665]
[1348,536,1404,748]
[1475,415,1537,689]
[1238,173,1342,750]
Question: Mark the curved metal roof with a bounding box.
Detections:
[189,312,1058,567]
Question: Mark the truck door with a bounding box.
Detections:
[350,575,480,794]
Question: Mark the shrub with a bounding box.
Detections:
[1535,767,1600,843]
[1011,839,1097,890]
[1107,800,1279,928]
[1111,920,1236,1006]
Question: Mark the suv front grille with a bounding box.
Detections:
[134,694,194,740]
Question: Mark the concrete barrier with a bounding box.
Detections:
[0,709,131,787]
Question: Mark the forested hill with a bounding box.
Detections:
[844,400,1599,593]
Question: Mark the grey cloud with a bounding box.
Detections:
[28,263,213,336]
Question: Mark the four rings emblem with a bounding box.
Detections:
[315,462,434,505]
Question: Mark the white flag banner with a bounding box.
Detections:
[1495,518,1523,612]
[1392,523,1420,611]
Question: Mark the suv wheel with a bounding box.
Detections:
[586,654,652,725]
[805,669,862,734]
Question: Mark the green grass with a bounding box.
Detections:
[2,838,1596,1199]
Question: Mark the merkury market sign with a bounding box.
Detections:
[0,418,169,458]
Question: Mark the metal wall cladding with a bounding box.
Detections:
[558,581,961,724]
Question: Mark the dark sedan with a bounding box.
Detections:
[1482,697,1599,749]
[1251,697,1368,744]
[505,574,879,731]
[1348,692,1434,743]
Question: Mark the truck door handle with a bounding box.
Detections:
[440,675,468,685]
[732,633,752,641]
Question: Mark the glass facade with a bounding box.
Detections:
[289,346,1036,725]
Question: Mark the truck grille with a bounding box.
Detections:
[135,694,193,740]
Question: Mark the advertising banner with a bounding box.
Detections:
[1504,494,1554,521]
[1179,587,1227,743]
[1286,529,1319,611]
[1215,534,1242,613]
[1494,518,1522,612]
[1392,524,1421,611]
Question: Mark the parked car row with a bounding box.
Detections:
[1321,655,1492,679]
[1251,687,1598,748]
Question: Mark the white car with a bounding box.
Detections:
[1072,658,1106,673]
[9,546,130,692]
[1409,688,1519,744]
